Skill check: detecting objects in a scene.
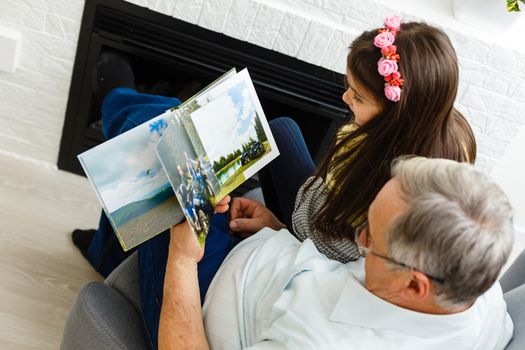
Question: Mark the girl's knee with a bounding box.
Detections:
[269,117,301,136]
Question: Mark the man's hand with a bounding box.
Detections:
[215,195,231,214]
[169,221,204,263]
[229,197,286,238]
[168,195,231,263]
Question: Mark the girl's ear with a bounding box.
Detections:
[400,271,431,301]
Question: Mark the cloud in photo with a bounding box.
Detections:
[101,170,168,212]
[191,82,257,163]
[81,114,172,212]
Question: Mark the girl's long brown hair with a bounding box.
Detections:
[310,22,477,239]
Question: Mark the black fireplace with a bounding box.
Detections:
[58,0,349,181]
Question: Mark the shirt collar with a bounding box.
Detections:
[329,273,478,338]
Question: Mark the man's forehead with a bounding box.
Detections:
[369,178,407,234]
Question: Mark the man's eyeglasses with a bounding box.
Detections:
[354,223,445,284]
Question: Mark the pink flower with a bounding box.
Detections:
[374,31,395,48]
[384,84,401,102]
[377,58,398,77]
[381,45,396,56]
[384,16,402,31]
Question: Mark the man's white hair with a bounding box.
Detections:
[387,156,514,309]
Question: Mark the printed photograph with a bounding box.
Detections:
[78,111,182,250]
[156,119,216,245]
[188,79,272,197]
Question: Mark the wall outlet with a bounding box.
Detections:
[0,27,22,73]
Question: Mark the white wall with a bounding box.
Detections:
[492,126,525,240]
[0,0,524,174]
[0,0,82,164]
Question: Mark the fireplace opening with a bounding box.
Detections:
[58,0,350,193]
[88,53,208,132]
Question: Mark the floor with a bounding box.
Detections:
[0,152,103,349]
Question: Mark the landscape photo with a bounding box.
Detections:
[189,78,272,197]
[78,111,182,250]
[78,68,279,251]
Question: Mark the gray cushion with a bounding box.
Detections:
[60,282,148,350]
[105,251,141,311]
[500,249,525,294]
[504,284,525,350]
[242,187,265,204]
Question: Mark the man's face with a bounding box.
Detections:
[362,178,409,297]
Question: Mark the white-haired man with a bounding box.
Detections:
[159,157,514,349]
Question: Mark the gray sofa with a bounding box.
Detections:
[61,248,525,349]
[60,251,147,350]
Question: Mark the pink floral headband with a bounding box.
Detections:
[374,16,404,102]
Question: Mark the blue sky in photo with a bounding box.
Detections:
[80,113,172,213]
[191,80,258,163]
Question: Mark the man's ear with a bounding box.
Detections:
[400,271,431,301]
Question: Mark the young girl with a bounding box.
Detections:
[239,17,476,263]
[76,16,475,349]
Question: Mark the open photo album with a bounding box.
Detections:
[78,68,279,251]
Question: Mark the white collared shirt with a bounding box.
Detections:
[202,229,513,349]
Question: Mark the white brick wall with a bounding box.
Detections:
[0,0,79,165]
[223,0,260,41]
[0,0,524,176]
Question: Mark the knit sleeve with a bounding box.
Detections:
[291,177,361,263]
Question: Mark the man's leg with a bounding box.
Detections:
[138,213,235,350]
[101,87,181,139]
[85,213,130,277]
[258,117,316,231]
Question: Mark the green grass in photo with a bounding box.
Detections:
[212,141,272,201]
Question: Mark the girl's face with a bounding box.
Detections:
[342,73,382,126]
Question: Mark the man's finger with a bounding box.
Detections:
[229,197,256,220]
[228,197,243,220]
[214,195,232,214]
[229,217,261,233]
[214,203,229,214]
[216,195,231,206]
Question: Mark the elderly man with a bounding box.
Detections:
[158,157,514,349]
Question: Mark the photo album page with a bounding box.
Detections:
[78,68,279,250]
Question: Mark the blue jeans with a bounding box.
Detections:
[258,117,316,231]
[86,88,315,349]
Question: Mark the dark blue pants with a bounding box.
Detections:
[258,117,316,231]
[86,87,315,349]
